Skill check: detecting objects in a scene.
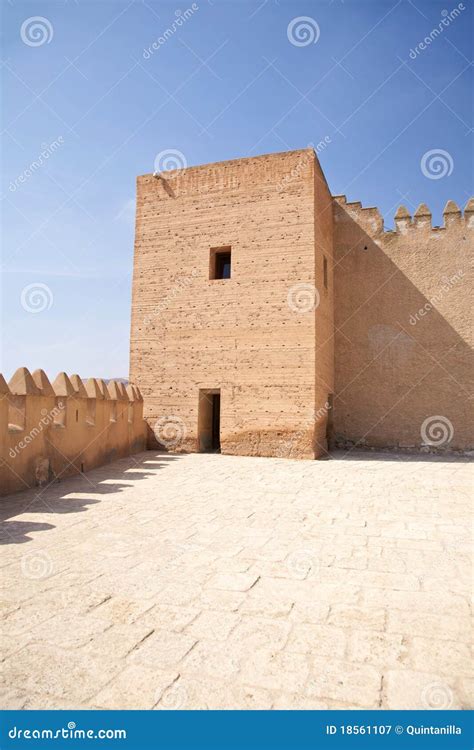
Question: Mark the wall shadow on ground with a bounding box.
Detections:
[0,451,182,546]
[328,448,472,464]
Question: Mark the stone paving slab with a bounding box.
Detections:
[0,450,472,710]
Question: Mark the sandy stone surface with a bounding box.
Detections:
[0,451,472,710]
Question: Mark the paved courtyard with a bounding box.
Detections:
[0,450,472,710]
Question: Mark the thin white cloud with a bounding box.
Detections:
[1,267,130,279]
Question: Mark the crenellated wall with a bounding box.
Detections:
[332,196,473,452]
[0,368,147,497]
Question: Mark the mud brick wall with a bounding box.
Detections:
[313,159,335,452]
[0,368,146,496]
[130,149,333,458]
[332,198,473,451]
[130,147,473,458]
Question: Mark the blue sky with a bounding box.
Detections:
[1,0,472,380]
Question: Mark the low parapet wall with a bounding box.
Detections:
[0,368,147,497]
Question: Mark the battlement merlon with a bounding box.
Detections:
[0,368,146,497]
[333,195,474,237]
[2,368,144,402]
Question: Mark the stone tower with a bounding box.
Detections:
[130,149,473,458]
[130,149,334,458]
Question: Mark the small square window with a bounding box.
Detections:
[210,247,231,280]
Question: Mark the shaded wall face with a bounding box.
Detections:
[333,201,473,451]
[314,164,334,453]
[130,151,319,458]
[0,376,146,497]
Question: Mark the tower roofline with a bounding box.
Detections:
[139,147,316,180]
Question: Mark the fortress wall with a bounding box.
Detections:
[130,150,320,458]
[313,157,335,453]
[130,147,472,458]
[332,197,473,452]
[0,368,146,497]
